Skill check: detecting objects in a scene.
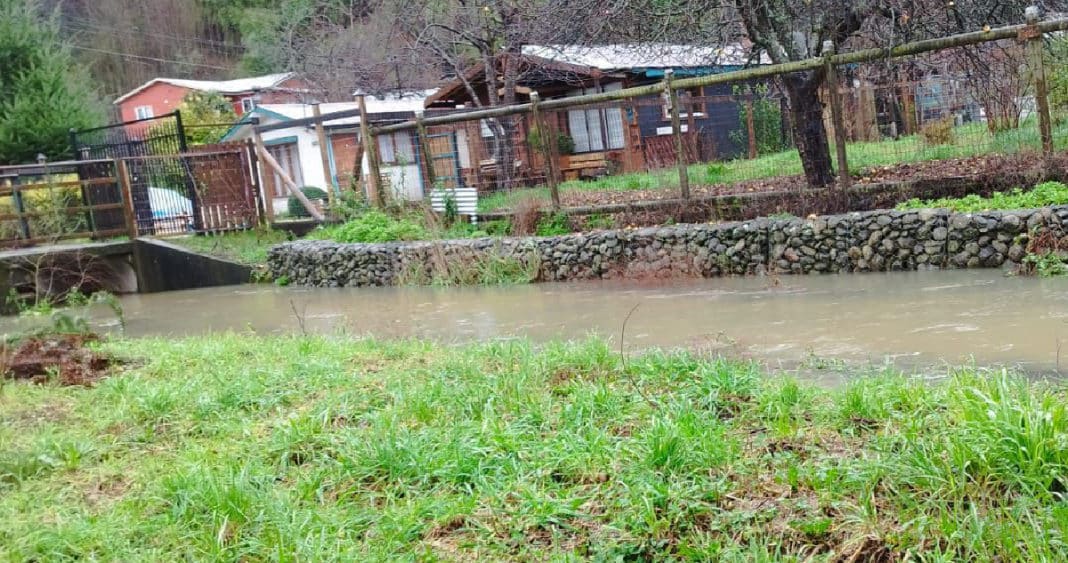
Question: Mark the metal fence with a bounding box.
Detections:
[0,147,263,247]
[121,145,261,237]
[71,111,188,160]
[56,112,264,241]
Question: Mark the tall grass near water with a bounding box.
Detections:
[2,335,1068,560]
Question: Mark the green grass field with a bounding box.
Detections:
[4,335,1068,560]
[478,119,1060,213]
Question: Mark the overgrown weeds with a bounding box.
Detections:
[1017,228,1068,276]
[2,335,1068,560]
[398,245,540,286]
[897,181,1068,212]
[920,117,956,146]
[511,197,542,236]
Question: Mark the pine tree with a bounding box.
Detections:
[0,0,102,165]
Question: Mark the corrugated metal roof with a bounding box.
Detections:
[521,44,769,70]
[157,72,296,93]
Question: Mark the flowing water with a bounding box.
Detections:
[8,270,1068,373]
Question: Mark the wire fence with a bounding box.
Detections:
[326,11,1067,220]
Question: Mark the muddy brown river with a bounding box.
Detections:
[7,270,1068,372]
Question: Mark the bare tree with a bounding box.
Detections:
[400,0,602,190]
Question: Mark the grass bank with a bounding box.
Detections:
[165,228,292,267]
[3,335,1068,560]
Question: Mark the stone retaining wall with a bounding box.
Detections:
[268,206,1068,287]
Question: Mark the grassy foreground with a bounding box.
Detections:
[3,335,1068,560]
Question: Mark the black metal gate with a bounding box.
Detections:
[70,111,201,234]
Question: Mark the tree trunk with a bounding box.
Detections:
[783,71,835,188]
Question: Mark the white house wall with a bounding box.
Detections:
[260,127,330,215]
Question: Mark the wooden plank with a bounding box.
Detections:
[530,93,560,210]
[415,112,437,192]
[1,177,116,194]
[666,70,690,200]
[312,104,337,209]
[2,227,129,247]
[0,158,115,173]
[1026,10,1053,158]
[254,142,326,221]
[358,95,384,207]
[117,159,138,239]
[243,139,266,226]
[252,131,276,225]
[123,150,245,162]
[0,203,126,222]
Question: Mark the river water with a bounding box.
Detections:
[8,270,1068,372]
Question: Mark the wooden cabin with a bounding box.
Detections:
[424,44,771,192]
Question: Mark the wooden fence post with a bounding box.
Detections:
[823,41,852,189]
[665,69,691,200]
[530,92,561,210]
[116,159,138,239]
[686,92,699,160]
[357,94,384,208]
[1025,6,1053,159]
[415,111,437,193]
[2,176,29,240]
[252,130,275,225]
[745,90,758,159]
[312,104,337,211]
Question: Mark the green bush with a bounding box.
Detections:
[897,181,1068,212]
[729,84,789,157]
[481,219,512,236]
[920,118,955,146]
[1022,251,1068,277]
[535,213,571,237]
[584,213,615,230]
[704,163,728,183]
[309,210,426,243]
[527,127,575,155]
[287,187,328,218]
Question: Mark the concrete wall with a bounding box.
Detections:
[268,206,1068,287]
[0,240,251,305]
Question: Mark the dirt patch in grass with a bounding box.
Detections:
[2,334,116,386]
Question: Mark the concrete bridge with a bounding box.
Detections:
[0,239,252,302]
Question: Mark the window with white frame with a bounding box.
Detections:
[134,105,154,120]
[566,83,625,153]
[241,98,256,113]
[377,131,415,165]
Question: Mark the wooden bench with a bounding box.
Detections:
[478,159,524,186]
[560,153,609,181]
